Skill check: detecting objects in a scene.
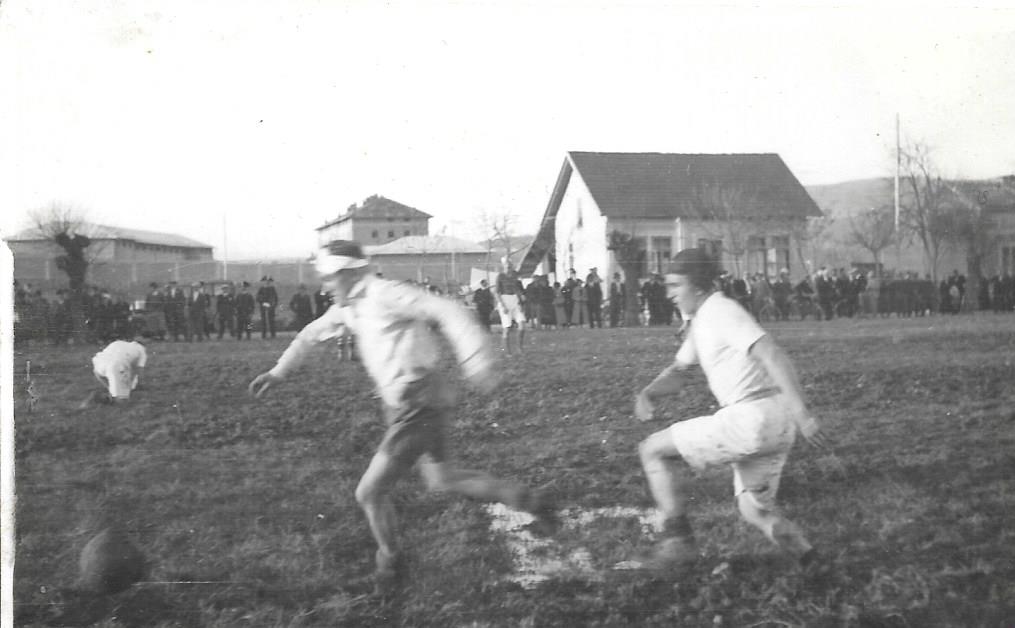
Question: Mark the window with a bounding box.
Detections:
[1003,246,1015,275]
[404,230,410,236]
[697,238,722,259]
[650,236,672,274]
[372,230,379,239]
[576,198,583,228]
[404,217,410,222]
[747,236,766,276]
[387,230,395,238]
[745,235,789,278]
[768,236,790,278]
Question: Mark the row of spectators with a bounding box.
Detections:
[14,281,134,346]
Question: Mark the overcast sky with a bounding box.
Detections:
[2,1,1014,260]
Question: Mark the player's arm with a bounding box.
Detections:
[391,284,498,393]
[634,359,692,422]
[748,334,827,448]
[249,310,345,398]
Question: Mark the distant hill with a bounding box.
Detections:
[805,178,896,220]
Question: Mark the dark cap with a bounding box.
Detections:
[668,248,721,290]
[242,281,251,287]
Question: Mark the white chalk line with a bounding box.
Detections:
[483,504,663,588]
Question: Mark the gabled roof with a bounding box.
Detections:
[10,223,212,249]
[366,235,486,256]
[519,152,821,274]
[568,152,822,220]
[317,195,432,231]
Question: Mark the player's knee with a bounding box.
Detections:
[355,479,381,506]
[420,464,447,492]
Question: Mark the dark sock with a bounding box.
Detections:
[662,515,693,539]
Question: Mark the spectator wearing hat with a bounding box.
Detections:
[187,282,211,341]
[772,269,793,321]
[235,282,255,339]
[472,279,495,332]
[289,284,315,331]
[165,281,187,341]
[586,268,604,329]
[256,276,279,339]
[216,284,237,339]
[314,285,333,319]
[609,272,625,327]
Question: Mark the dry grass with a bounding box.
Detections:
[12,314,1015,626]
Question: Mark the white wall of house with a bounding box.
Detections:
[554,173,610,280]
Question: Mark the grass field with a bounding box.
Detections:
[11,314,1015,627]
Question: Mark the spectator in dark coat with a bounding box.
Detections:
[314,286,333,318]
[235,281,256,340]
[586,268,604,328]
[472,279,494,332]
[216,286,237,339]
[256,276,279,338]
[289,284,315,330]
[609,272,625,327]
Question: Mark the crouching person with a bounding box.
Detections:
[619,248,827,572]
[84,334,148,407]
[248,240,557,596]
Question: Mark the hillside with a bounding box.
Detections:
[805,178,896,219]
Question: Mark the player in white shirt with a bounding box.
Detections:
[89,336,148,405]
[248,240,557,596]
[619,248,826,572]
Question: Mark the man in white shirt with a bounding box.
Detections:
[620,248,826,572]
[249,240,556,596]
[88,336,148,405]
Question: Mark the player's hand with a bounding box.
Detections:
[798,416,828,450]
[249,372,282,398]
[634,391,655,422]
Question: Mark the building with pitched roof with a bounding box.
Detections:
[316,195,432,247]
[520,152,823,281]
[9,223,213,263]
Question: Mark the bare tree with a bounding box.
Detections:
[845,206,896,278]
[607,228,646,326]
[685,180,759,276]
[899,141,952,282]
[474,208,523,276]
[27,203,98,335]
[939,182,1012,311]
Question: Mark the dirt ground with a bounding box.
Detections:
[10,313,1015,627]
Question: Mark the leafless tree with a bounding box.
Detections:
[939,181,1014,311]
[475,208,523,276]
[845,206,896,278]
[899,141,952,282]
[607,227,645,326]
[685,180,759,276]
[27,203,100,335]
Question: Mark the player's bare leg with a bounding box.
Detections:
[516,322,526,353]
[355,451,411,594]
[736,493,813,560]
[616,430,698,571]
[420,460,557,536]
[501,326,512,354]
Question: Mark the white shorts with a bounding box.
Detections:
[668,394,796,509]
[497,294,526,326]
[92,357,138,400]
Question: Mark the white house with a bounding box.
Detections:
[520,152,823,282]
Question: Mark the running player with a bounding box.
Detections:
[619,247,826,571]
[249,240,557,595]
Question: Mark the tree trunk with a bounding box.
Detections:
[621,262,642,326]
